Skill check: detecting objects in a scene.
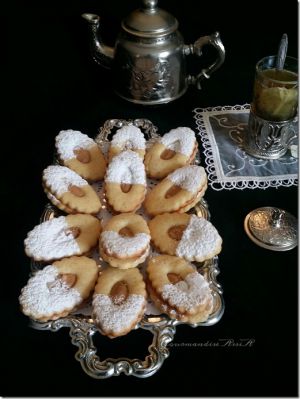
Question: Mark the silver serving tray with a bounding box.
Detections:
[30,119,224,379]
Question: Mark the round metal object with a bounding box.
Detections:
[244,207,298,251]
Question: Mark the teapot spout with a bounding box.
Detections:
[82,13,114,69]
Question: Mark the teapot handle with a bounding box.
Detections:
[185,32,225,89]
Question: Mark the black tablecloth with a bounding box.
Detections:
[3,0,298,396]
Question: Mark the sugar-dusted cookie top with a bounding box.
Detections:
[105,150,146,186]
[92,267,146,338]
[144,127,198,179]
[161,271,212,314]
[19,265,82,321]
[176,215,222,261]
[167,165,207,194]
[101,213,150,259]
[55,130,96,160]
[149,213,222,262]
[55,129,106,181]
[111,125,146,151]
[147,255,213,315]
[19,256,99,322]
[144,165,207,215]
[160,127,196,157]
[43,165,102,214]
[43,165,87,196]
[24,214,101,262]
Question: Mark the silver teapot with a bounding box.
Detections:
[82,0,225,105]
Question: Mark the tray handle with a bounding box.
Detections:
[31,317,176,378]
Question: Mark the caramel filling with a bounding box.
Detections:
[73,147,91,163]
[65,226,81,239]
[110,280,129,305]
[69,184,85,197]
[167,225,186,240]
[119,226,134,237]
[58,273,77,288]
[165,185,181,198]
[167,273,183,284]
[121,183,132,193]
[160,148,176,160]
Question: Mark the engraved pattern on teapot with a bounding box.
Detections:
[128,57,174,101]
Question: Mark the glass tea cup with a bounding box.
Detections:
[244,55,298,159]
[252,55,298,122]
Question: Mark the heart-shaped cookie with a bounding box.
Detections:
[149,213,222,262]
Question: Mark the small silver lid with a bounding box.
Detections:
[244,207,298,251]
[122,0,178,38]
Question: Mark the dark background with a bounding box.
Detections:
[2,0,298,396]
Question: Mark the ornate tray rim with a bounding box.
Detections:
[29,118,225,379]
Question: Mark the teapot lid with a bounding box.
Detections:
[122,0,178,37]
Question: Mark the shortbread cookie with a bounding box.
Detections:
[100,213,151,269]
[105,150,147,213]
[55,129,106,181]
[24,214,101,262]
[144,165,207,216]
[108,125,146,161]
[19,256,99,322]
[146,281,213,323]
[92,267,146,338]
[145,127,198,179]
[147,255,213,320]
[149,213,222,262]
[44,188,73,214]
[43,165,101,214]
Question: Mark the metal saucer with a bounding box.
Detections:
[244,207,298,251]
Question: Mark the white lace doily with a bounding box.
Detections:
[193,104,298,191]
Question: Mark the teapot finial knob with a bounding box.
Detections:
[143,0,158,11]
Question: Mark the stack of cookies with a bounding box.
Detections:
[20,124,222,339]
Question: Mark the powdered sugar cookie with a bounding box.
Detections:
[108,125,146,161]
[146,280,213,323]
[92,267,146,338]
[19,256,99,322]
[55,129,106,181]
[149,213,222,262]
[144,165,207,216]
[105,150,147,213]
[43,165,101,214]
[146,255,213,320]
[144,127,198,179]
[24,214,101,262]
[100,213,151,269]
